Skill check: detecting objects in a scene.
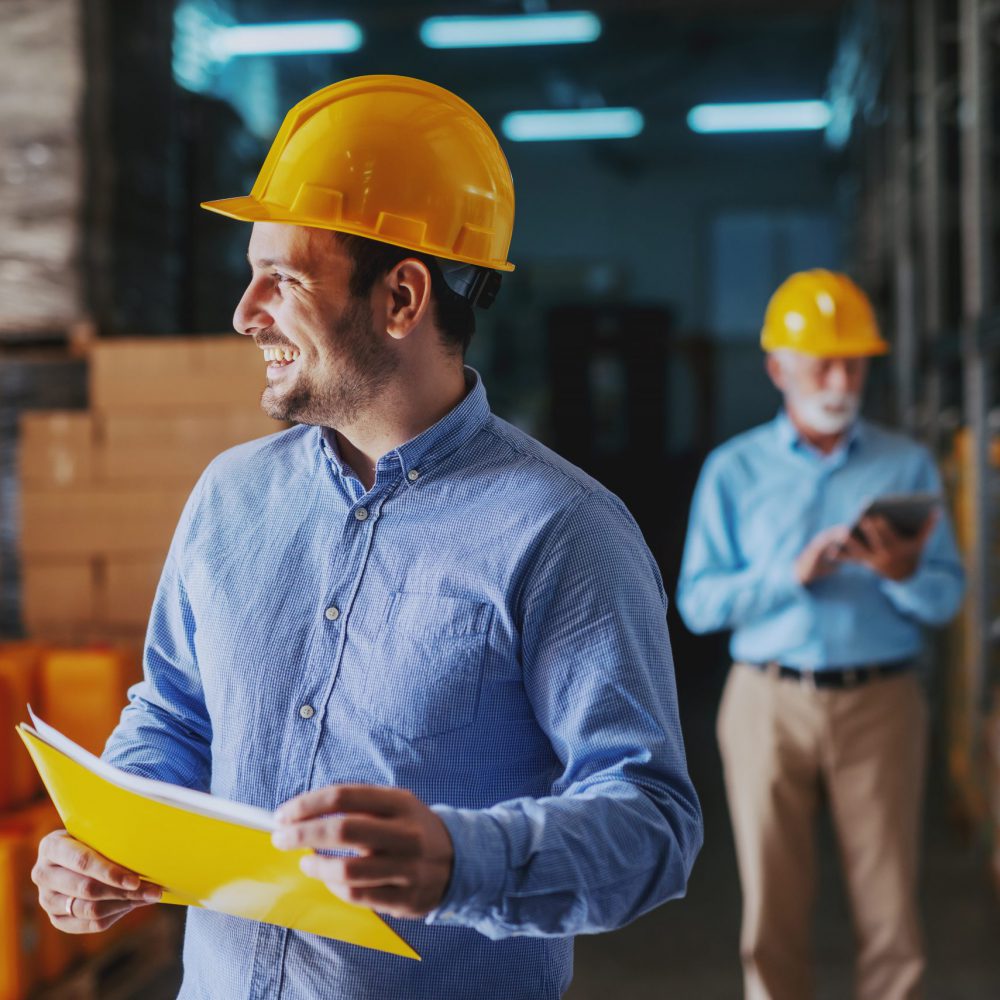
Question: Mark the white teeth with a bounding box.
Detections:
[262,346,299,363]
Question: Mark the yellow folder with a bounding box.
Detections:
[16,716,418,960]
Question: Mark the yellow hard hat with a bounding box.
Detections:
[201,74,515,273]
[760,269,888,357]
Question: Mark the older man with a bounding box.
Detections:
[678,270,964,1000]
[31,76,701,999]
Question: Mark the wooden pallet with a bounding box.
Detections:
[32,909,183,1000]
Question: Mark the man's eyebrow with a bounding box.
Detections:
[246,253,305,273]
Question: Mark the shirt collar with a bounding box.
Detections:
[774,408,865,457]
[318,366,491,486]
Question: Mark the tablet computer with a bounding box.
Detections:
[848,492,941,543]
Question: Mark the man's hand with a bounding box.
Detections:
[839,513,937,582]
[32,830,162,934]
[795,525,851,585]
[272,785,454,919]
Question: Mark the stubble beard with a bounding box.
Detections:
[260,297,399,427]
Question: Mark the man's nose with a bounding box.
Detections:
[826,362,851,392]
[233,278,272,338]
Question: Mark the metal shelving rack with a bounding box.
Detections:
[831,0,1000,846]
[956,0,996,830]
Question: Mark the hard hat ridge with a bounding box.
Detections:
[201,75,516,282]
[760,269,889,358]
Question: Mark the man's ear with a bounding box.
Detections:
[383,259,434,342]
[765,353,786,393]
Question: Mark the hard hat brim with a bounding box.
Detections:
[761,337,890,358]
[200,195,516,273]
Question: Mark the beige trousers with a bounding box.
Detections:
[717,662,928,1000]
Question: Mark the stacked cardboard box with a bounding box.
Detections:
[8,337,284,994]
[20,336,285,644]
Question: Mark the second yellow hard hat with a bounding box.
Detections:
[761,269,889,357]
[201,74,515,273]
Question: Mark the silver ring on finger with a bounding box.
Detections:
[65,895,76,918]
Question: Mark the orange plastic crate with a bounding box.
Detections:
[38,648,140,757]
[0,643,45,810]
[0,820,39,1000]
[4,799,82,985]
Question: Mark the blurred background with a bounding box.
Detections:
[2,0,1000,997]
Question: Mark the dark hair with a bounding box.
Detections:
[335,232,476,355]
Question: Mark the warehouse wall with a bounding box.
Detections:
[485,139,844,448]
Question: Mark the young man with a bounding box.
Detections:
[32,76,701,999]
[678,269,964,1000]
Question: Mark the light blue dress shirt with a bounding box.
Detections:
[677,411,965,669]
[102,370,702,1000]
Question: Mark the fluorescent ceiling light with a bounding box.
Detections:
[502,108,644,142]
[420,12,601,49]
[687,101,832,134]
[212,21,364,58]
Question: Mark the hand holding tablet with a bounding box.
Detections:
[846,493,941,547]
[834,492,940,581]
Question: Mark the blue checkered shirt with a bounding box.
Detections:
[102,370,702,999]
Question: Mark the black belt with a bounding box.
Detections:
[747,659,914,689]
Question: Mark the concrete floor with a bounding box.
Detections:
[566,653,1000,1000]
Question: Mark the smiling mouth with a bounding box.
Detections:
[260,346,301,370]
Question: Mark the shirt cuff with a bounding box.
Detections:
[425,805,508,926]
[878,573,929,616]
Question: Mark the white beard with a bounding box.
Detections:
[790,389,860,435]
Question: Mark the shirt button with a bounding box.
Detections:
[324,606,340,621]
[354,507,369,521]
[299,704,315,720]
[407,469,420,482]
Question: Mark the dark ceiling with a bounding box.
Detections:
[221,0,847,157]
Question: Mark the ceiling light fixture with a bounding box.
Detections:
[687,101,832,134]
[212,21,364,58]
[420,12,601,49]
[501,108,644,142]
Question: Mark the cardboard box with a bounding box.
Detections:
[0,644,44,809]
[18,411,94,488]
[98,410,286,485]
[96,446,208,490]
[20,489,189,558]
[102,409,283,449]
[38,648,140,756]
[103,558,163,628]
[90,336,268,412]
[20,560,98,635]
[19,622,149,648]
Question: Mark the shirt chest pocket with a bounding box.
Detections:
[359,591,492,740]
